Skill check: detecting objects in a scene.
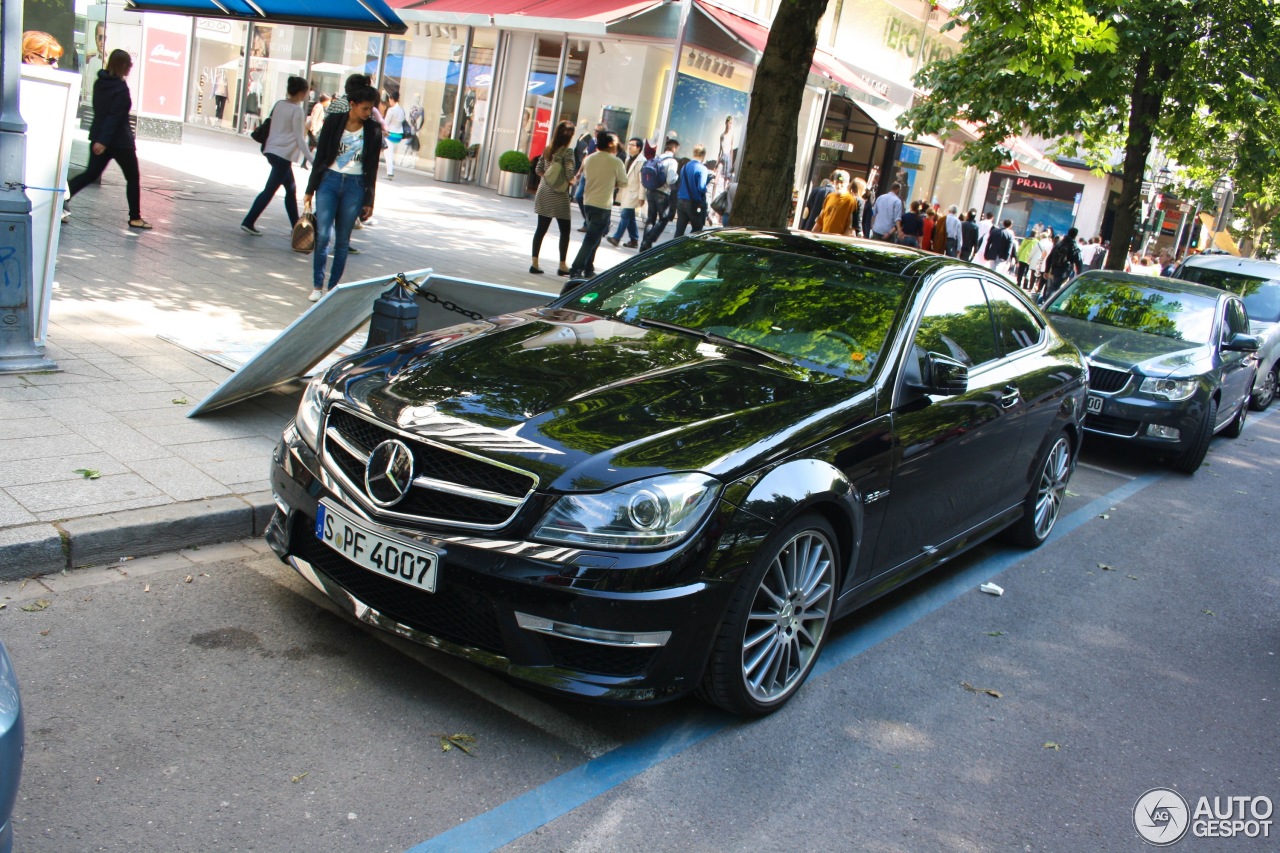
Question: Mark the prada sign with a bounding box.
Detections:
[1012,175,1083,202]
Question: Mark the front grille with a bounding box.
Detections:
[294,526,505,654]
[1084,413,1141,438]
[541,636,657,677]
[323,406,537,529]
[1088,364,1132,394]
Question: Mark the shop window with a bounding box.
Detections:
[188,18,249,130]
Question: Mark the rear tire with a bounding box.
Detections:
[698,513,838,716]
[1007,431,1073,547]
[1170,398,1217,473]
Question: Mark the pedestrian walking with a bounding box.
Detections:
[960,210,979,260]
[870,182,904,240]
[326,74,370,115]
[1015,227,1042,289]
[973,212,994,261]
[304,86,382,301]
[942,205,962,256]
[639,139,681,251]
[572,122,605,228]
[898,200,924,247]
[530,120,576,276]
[1041,226,1084,301]
[921,206,937,252]
[567,130,628,280]
[982,218,1015,273]
[674,144,711,238]
[383,92,407,180]
[307,93,330,152]
[800,177,835,232]
[814,170,857,235]
[607,137,646,248]
[241,76,313,236]
[68,50,151,230]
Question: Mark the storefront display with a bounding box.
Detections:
[984,173,1084,237]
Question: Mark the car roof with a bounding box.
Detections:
[1071,269,1232,302]
[1178,254,1280,279]
[696,228,960,279]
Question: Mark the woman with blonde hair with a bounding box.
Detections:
[21,31,63,66]
[815,170,857,235]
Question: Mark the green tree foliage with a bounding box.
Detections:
[903,0,1279,268]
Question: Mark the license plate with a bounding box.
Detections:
[315,500,439,593]
[1086,394,1104,415]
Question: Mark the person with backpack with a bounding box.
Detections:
[674,144,712,237]
[529,120,576,276]
[241,76,313,237]
[1041,226,1084,302]
[639,138,680,252]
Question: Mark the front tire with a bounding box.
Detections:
[1007,432,1073,547]
[699,513,838,716]
[1250,366,1276,411]
[1170,398,1217,473]
[1224,395,1248,438]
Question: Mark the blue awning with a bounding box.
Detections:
[125,0,407,34]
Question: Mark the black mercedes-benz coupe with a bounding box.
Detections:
[267,230,1087,715]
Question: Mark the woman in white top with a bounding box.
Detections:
[241,76,314,235]
[383,92,407,179]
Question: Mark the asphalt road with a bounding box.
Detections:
[1,416,1276,852]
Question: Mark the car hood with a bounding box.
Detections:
[337,309,863,491]
[1049,315,1209,378]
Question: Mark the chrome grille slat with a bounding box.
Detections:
[321,404,538,530]
[1087,363,1132,395]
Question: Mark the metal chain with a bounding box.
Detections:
[416,289,485,321]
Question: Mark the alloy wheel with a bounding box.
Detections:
[1033,437,1072,540]
[741,529,836,704]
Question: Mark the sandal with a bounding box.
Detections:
[128,219,153,230]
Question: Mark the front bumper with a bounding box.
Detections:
[266,427,739,704]
[1083,387,1209,451]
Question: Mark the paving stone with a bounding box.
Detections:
[69,420,174,462]
[6,472,163,514]
[136,419,265,446]
[0,418,74,441]
[0,523,65,579]
[130,456,231,502]
[0,434,100,462]
[0,455,131,489]
[0,491,38,526]
[173,435,280,466]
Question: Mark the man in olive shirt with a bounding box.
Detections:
[568,130,628,280]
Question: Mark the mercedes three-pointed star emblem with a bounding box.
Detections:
[364,439,414,507]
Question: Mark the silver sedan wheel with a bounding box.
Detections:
[741,529,836,704]
[1034,437,1072,540]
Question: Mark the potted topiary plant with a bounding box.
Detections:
[434,137,467,183]
[496,150,532,198]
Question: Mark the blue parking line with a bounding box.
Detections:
[406,472,1163,853]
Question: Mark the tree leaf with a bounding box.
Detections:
[20,598,51,612]
[74,468,101,480]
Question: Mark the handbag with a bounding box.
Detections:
[250,117,271,151]
[541,153,568,191]
[292,201,316,253]
[710,189,730,215]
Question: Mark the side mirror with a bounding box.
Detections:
[908,352,969,396]
[1222,332,1261,353]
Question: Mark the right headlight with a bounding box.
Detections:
[1139,377,1199,402]
[295,376,330,450]
[531,473,722,550]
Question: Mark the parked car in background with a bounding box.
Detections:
[0,640,23,853]
[1043,271,1258,473]
[268,231,1087,715]
[1174,254,1280,410]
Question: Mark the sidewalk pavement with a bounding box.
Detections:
[0,125,644,579]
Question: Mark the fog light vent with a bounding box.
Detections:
[1146,424,1181,440]
[515,611,671,648]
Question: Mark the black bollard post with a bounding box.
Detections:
[366,275,421,349]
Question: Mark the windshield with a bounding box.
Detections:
[1045,276,1216,345]
[1177,266,1280,324]
[560,240,907,381]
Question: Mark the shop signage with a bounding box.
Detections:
[140,28,188,119]
[196,19,232,34]
[1013,175,1083,202]
[820,138,855,152]
[883,17,954,64]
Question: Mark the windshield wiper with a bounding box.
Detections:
[633,317,793,365]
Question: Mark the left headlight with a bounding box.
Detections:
[1139,376,1199,402]
[295,375,330,450]
[531,473,722,550]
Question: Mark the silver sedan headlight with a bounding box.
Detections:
[295,376,330,450]
[1139,377,1199,402]
[531,473,721,550]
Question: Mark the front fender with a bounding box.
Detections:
[707,458,863,587]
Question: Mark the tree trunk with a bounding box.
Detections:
[1106,51,1170,270]
[729,0,829,230]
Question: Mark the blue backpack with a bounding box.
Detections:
[640,156,666,191]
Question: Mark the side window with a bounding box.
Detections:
[1224,299,1250,341]
[985,281,1044,355]
[912,278,999,369]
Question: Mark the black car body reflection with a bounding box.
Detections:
[267,231,1087,715]
[1043,271,1257,474]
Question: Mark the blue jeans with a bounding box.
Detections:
[611,207,639,241]
[243,153,298,229]
[313,170,364,291]
[570,205,612,276]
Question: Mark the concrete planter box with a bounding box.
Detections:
[434,157,462,183]
[497,170,529,198]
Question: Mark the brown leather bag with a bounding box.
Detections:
[291,200,316,253]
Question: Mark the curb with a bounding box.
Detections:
[0,491,276,581]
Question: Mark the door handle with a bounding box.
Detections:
[1000,385,1021,408]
